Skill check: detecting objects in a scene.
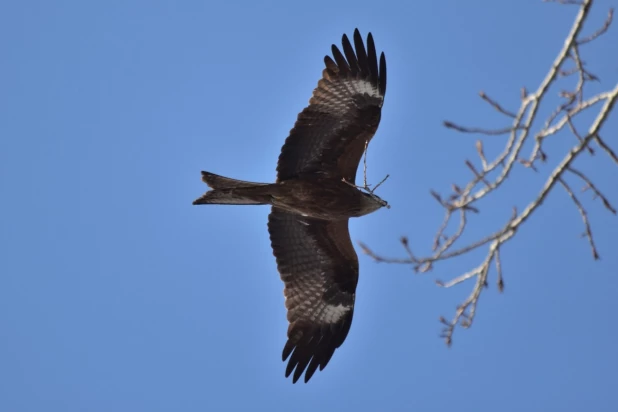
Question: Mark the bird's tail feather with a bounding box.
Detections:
[200,171,267,189]
[193,171,272,206]
[192,189,270,205]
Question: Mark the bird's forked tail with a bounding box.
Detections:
[192,171,272,205]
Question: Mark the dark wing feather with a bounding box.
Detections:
[268,209,359,383]
[341,34,360,75]
[365,32,379,87]
[276,29,387,184]
[331,45,350,74]
[353,30,369,76]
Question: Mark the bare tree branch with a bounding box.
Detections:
[443,121,522,136]
[578,7,614,44]
[567,166,617,214]
[558,177,600,259]
[595,134,618,164]
[361,0,617,346]
[479,91,518,118]
[342,140,391,209]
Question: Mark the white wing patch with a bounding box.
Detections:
[322,303,351,324]
[349,78,381,98]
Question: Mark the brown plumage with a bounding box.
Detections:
[193,29,387,383]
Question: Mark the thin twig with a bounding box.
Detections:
[479,91,517,118]
[567,166,617,214]
[578,8,614,44]
[558,178,600,259]
[444,121,521,136]
[566,115,595,154]
[495,248,504,292]
[595,134,618,164]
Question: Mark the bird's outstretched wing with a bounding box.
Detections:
[268,209,359,383]
[276,29,387,184]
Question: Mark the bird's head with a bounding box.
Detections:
[363,191,390,210]
[355,190,390,217]
[341,175,391,215]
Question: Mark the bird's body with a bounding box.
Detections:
[272,177,386,219]
[193,29,388,383]
[195,173,386,220]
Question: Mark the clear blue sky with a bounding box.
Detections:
[1,1,617,411]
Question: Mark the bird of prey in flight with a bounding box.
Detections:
[193,29,387,383]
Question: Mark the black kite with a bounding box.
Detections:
[193,29,388,383]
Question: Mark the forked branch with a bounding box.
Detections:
[343,139,391,208]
